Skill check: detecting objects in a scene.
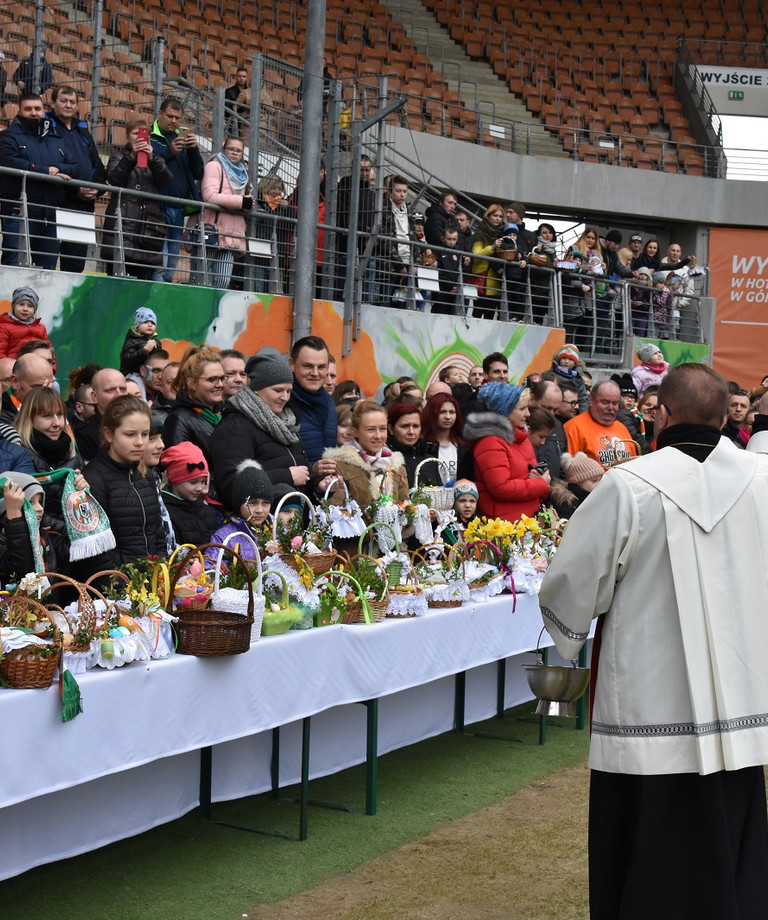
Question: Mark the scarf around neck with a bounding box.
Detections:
[230,386,301,446]
[30,427,73,465]
[192,404,222,427]
[351,439,393,471]
[215,152,249,195]
[472,217,502,248]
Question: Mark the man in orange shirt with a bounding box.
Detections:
[564,380,637,469]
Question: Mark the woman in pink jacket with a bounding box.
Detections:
[200,136,254,289]
[463,381,551,522]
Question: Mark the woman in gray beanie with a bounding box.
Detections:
[208,352,315,512]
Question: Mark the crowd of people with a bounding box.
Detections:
[0,79,703,343]
[0,279,758,594]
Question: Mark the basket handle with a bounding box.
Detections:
[261,569,290,610]
[412,457,449,490]
[187,543,254,616]
[345,553,389,602]
[213,531,263,595]
[271,490,316,542]
[357,520,401,556]
[313,569,371,625]
[322,475,350,502]
[152,562,171,607]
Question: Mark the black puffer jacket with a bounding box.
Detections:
[209,404,311,511]
[162,396,220,464]
[83,449,166,569]
[161,491,218,547]
[386,436,441,489]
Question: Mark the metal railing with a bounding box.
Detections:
[0,161,707,370]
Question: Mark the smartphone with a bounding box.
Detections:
[178,125,190,138]
[136,124,149,167]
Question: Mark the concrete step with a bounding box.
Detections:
[379,0,567,158]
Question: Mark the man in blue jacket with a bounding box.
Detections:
[150,96,204,283]
[0,94,81,268]
[288,336,338,472]
[45,85,106,273]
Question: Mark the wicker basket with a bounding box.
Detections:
[343,554,389,624]
[0,594,61,688]
[412,458,454,512]
[273,491,337,575]
[312,570,368,625]
[41,572,113,653]
[528,251,548,267]
[170,543,254,656]
[386,570,427,618]
[211,532,265,642]
[154,545,213,611]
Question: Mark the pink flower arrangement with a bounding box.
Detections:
[290,536,303,551]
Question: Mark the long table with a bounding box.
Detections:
[1,593,573,880]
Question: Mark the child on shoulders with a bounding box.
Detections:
[120,307,160,377]
[550,344,589,412]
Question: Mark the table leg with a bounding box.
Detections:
[496,658,506,718]
[299,717,310,841]
[364,699,378,815]
[454,670,467,733]
[199,746,212,820]
[271,726,280,798]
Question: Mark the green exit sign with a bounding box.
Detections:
[728,90,745,100]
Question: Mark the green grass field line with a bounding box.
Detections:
[1,705,588,920]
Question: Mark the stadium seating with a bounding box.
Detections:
[2,0,766,174]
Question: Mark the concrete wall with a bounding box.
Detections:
[388,128,767,263]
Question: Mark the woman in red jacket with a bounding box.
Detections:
[462,381,550,521]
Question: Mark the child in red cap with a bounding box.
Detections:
[160,442,219,546]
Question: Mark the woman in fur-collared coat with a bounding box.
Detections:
[322,399,409,510]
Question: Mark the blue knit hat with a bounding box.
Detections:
[478,381,525,415]
[454,479,479,500]
[135,307,157,327]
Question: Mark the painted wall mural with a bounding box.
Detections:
[0,267,566,393]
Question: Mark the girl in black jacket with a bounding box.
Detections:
[83,395,166,573]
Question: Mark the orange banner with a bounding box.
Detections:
[710,227,768,386]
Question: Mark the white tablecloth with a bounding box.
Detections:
[1,594,571,879]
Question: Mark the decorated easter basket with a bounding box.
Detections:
[170,543,254,656]
[313,569,371,626]
[154,544,213,611]
[343,553,390,623]
[412,458,455,512]
[0,593,62,689]
[211,531,266,642]
[386,568,428,618]
[412,543,468,608]
[273,490,337,576]
[260,569,306,635]
[316,476,367,539]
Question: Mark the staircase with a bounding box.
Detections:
[379,0,569,158]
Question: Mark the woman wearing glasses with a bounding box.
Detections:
[162,347,224,496]
[200,136,253,289]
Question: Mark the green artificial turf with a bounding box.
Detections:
[2,705,588,920]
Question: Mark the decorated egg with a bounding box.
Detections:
[101,638,114,659]
[118,615,137,632]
